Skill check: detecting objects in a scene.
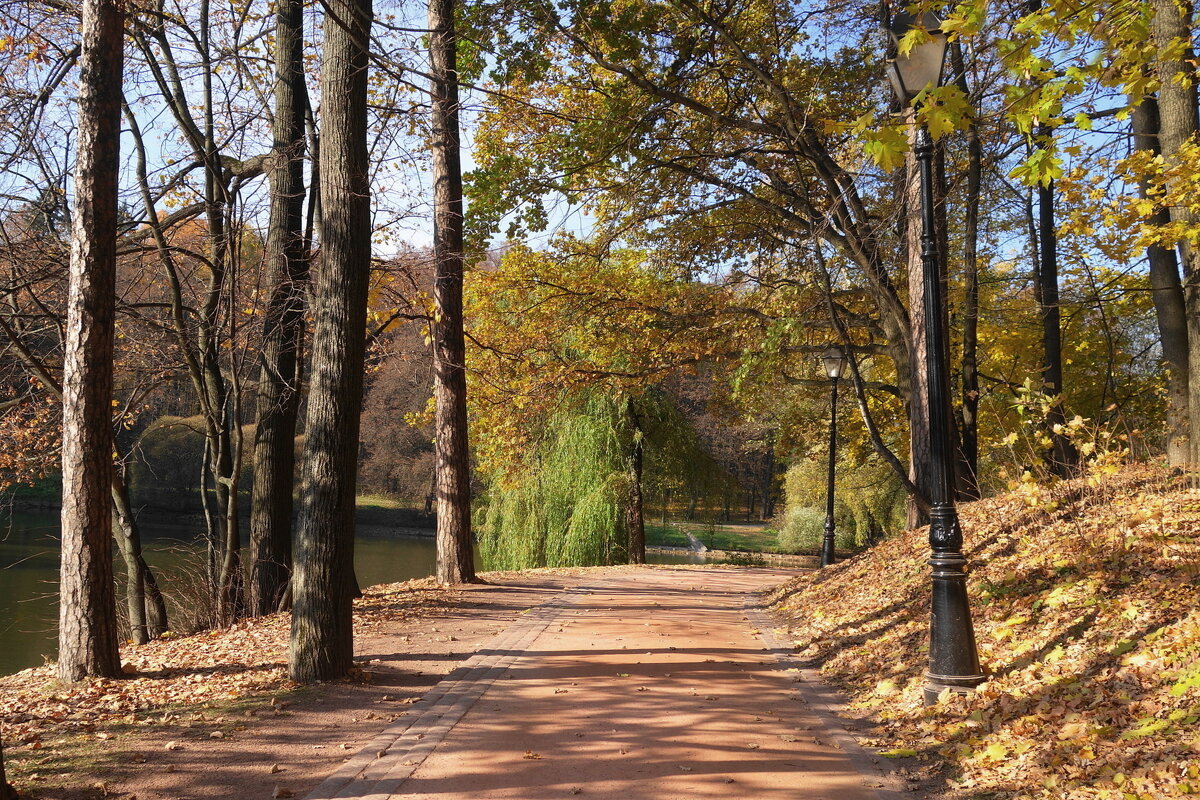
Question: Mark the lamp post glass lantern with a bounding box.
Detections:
[885,9,985,704]
[884,10,948,103]
[820,347,846,567]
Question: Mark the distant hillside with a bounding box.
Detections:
[769,465,1200,799]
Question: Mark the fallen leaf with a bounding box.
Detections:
[879,748,917,758]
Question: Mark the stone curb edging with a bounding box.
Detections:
[743,594,910,800]
[303,589,583,800]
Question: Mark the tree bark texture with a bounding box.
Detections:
[1132,98,1191,466]
[111,468,169,639]
[0,737,13,800]
[58,0,124,683]
[952,41,981,500]
[625,397,646,564]
[1034,128,1078,477]
[250,0,308,616]
[430,0,476,584]
[1151,0,1200,465]
[904,128,931,529]
[289,0,372,684]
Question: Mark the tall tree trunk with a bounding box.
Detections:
[1150,0,1200,463]
[58,0,123,683]
[430,0,476,584]
[289,0,372,684]
[905,118,961,523]
[761,435,776,518]
[121,77,242,623]
[111,470,145,644]
[953,41,982,500]
[196,0,243,626]
[904,119,932,529]
[112,464,168,639]
[1034,125,1078,476]
[1132,97,1191,466]
[250,0,308,616]
[625,397,645,564]
[0,737,14,800]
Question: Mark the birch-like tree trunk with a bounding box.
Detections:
[58,0,123,683]
[289,0,372,683]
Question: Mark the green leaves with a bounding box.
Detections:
[855,84,972,171]
[1009,146,1063,188]
[939,1,987,38]
[921,85,971,139]
[860,122,908,172]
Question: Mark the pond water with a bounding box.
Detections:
[0,511,703,677]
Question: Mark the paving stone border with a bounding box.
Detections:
[744,592,910,800]
[303,588,585,800]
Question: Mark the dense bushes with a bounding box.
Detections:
[775,456,905,552]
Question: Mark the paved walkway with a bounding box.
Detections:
[304,567,900,800]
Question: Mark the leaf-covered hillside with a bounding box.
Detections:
[769,466,1200,799]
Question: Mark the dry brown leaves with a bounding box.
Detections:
[769,464,1200,799]
[0,577,457,747]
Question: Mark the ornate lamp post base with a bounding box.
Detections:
[924,553,987,704]
[923,521,986,705]
[820,518,836,567]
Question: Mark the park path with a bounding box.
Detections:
[304,567,901,800]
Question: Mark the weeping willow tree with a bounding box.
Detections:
[478,389,715,569]
[478,393,629,568]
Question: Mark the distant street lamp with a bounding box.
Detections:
[885,9,986,705]
[820,346,847,567]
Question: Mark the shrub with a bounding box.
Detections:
[776,456,905,551]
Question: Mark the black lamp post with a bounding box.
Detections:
[885,10,986,705]
[820,346,846,567]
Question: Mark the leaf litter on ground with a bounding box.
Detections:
[768,464,1200,799]
[1,578,457,749]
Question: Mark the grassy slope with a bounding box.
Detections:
[768,465,1200,799]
